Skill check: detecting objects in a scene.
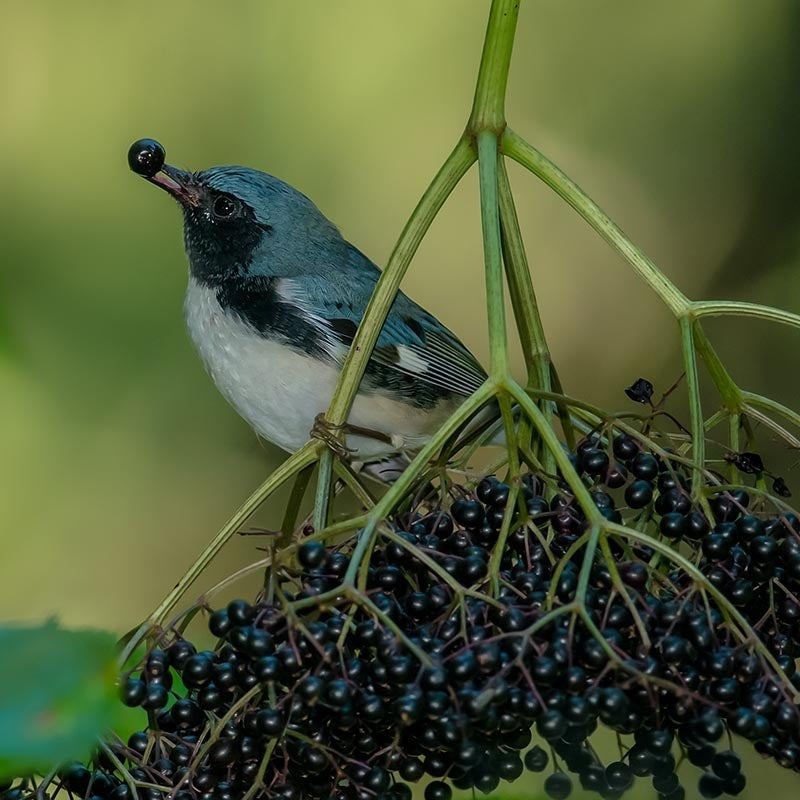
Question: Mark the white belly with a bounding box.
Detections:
[183,279,451,458]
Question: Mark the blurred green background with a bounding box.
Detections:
[2,2,799,796]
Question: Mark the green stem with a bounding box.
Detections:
[477,130,509,377]
[501,128,691,317]
[202,557,272,605]
[381,527,465,599]
[467,0,520,134]
[310,513,368,542]
[599,535,651,649]
[281,464,314,538]
[680,317,705,499]
[506,379,602,522]
[575,524,603,603]
[333,460,377,509]
[324,138,476,428]
[497,158,560,474]
[488,392,522,594]
[703,483,796,515]
[361,595,433,666]
[691,324,743,411]
[692,300,800,330]
[728,412,741,482]
[312,451,333,531]
[497,158,552,393]
[98,740,138,800]
[742,402,800,449]
[545,531,590,609]
[241,739,278,800]
[743,391,800,431]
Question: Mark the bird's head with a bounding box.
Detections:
[128,138,344,284]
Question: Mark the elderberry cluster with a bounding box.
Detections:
[4,430,800,800]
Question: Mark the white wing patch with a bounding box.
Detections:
[395,345,429,374]
[371,329,486,397]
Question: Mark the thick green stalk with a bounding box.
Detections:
[497,158,552,392]
[477,131,509,377]
[467,0,520,134]
[497,157,559,474]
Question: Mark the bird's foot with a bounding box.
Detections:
[310,414,398,458]
[310,414,356,458]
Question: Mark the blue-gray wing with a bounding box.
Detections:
[275,260,486,403]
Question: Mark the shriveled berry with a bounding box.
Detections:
[625,377,654,404]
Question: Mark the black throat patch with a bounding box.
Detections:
[183,203,267,285]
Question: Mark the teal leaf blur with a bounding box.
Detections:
[0,623,117,779]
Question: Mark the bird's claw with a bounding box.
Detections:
[310,414,401,459]
[310,414,355,458]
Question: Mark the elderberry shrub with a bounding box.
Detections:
[5,432,800,800]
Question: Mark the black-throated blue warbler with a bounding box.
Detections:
[128,139,488,476]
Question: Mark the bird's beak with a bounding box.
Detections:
[145,164,202,208]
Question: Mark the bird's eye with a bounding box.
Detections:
[212,195,238,218]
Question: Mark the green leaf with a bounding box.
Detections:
[0,621,118,780]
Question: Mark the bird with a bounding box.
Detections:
[128,139,489,479]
